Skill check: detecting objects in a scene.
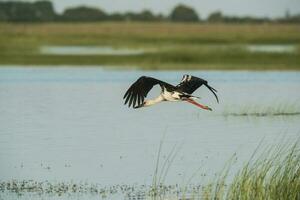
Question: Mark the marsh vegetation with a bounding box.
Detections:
[1,140,299,200]
[0,23,299,70]
[200,141,300,200]
[222,102,300,117]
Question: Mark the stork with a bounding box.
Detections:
[123,74,219,110]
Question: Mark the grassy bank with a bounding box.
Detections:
[0,22,300,70]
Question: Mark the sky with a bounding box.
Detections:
[9,0,300,18]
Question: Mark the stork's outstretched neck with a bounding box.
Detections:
[135,95,164,108]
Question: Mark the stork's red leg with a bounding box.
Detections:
[186,99,212,111]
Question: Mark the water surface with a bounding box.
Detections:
[40,46,146,56]
[39,44,298,57]
[245,44,297,53]
[0,66,299,199]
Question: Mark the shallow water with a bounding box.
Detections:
[40,46,146,56]
[245,44,297,53]
[0,66,300,199]
[39,44,298,57]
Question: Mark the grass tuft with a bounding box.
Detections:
[222,102,300,117]
[201,140,300,200]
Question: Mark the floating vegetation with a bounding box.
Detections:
[222,102,300,117]
[0,180,204,200]
[0,180,125,197]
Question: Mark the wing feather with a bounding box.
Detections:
[176,74,219,103]
[124,92,131,105]
[205,84,219,103]
[123,76,174,108]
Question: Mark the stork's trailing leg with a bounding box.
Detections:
[185,99,212,111]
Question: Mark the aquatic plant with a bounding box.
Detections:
[0,180,148,198]
[149,132,182,200]
[222,102,300,117]
[200,140,300,200]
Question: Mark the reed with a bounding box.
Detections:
[200,140,300,200]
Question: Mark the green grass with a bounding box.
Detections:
[201,140,300,200]
[148,138,300,200]
[0,22,300,70]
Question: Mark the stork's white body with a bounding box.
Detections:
[143,90,182,107]
[161,90,181,102]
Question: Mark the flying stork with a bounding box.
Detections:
[123,74,219,110]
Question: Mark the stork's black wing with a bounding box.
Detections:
[123,76,174,108]
[176,74,219,103]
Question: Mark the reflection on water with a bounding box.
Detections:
[0,67,299,199]
[40,46,146,56]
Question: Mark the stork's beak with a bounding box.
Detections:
[186,99,212,111]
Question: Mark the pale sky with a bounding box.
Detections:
[6,0,300,18]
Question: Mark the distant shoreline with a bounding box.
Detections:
[1,23,299,70]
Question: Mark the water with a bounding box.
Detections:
[0,66,300,199]
[40,46,146,56]
[245,44,297,53]
[39,44,298,57]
